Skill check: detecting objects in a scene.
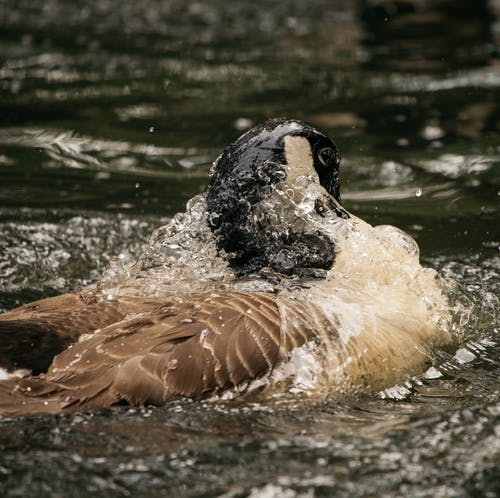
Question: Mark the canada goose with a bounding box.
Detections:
[0,119,452,415]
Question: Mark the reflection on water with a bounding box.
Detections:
[0,0,499,496]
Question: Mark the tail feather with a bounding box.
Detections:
[0,377,68,416]
[0,374,121,416]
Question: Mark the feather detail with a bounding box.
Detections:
[0,291,321,415]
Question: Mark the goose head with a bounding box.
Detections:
[205,119,349,276]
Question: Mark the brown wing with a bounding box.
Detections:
[0,291,317,415]
[0,286,165,374]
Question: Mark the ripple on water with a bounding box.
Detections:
[0,0,499,496]
[0,214,156,311]
[0,127,213,176]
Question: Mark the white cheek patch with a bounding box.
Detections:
[283,135,318,189]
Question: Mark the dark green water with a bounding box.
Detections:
[0,0,499,496]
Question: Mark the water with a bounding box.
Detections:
[0,0,499,496]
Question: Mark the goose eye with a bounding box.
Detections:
[318,147,337,166]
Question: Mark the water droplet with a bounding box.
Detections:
[135,182,140,188]
[415,188,422,197]
[234,117,253,130]
[149,126,155,133]
[421,125,445,140]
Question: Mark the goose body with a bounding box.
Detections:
[0,119,452,415]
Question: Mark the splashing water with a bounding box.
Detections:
[96,174,457,398]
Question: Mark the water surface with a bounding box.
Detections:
[0,1,499,496]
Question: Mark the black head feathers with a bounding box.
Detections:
[205,119,346,276]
